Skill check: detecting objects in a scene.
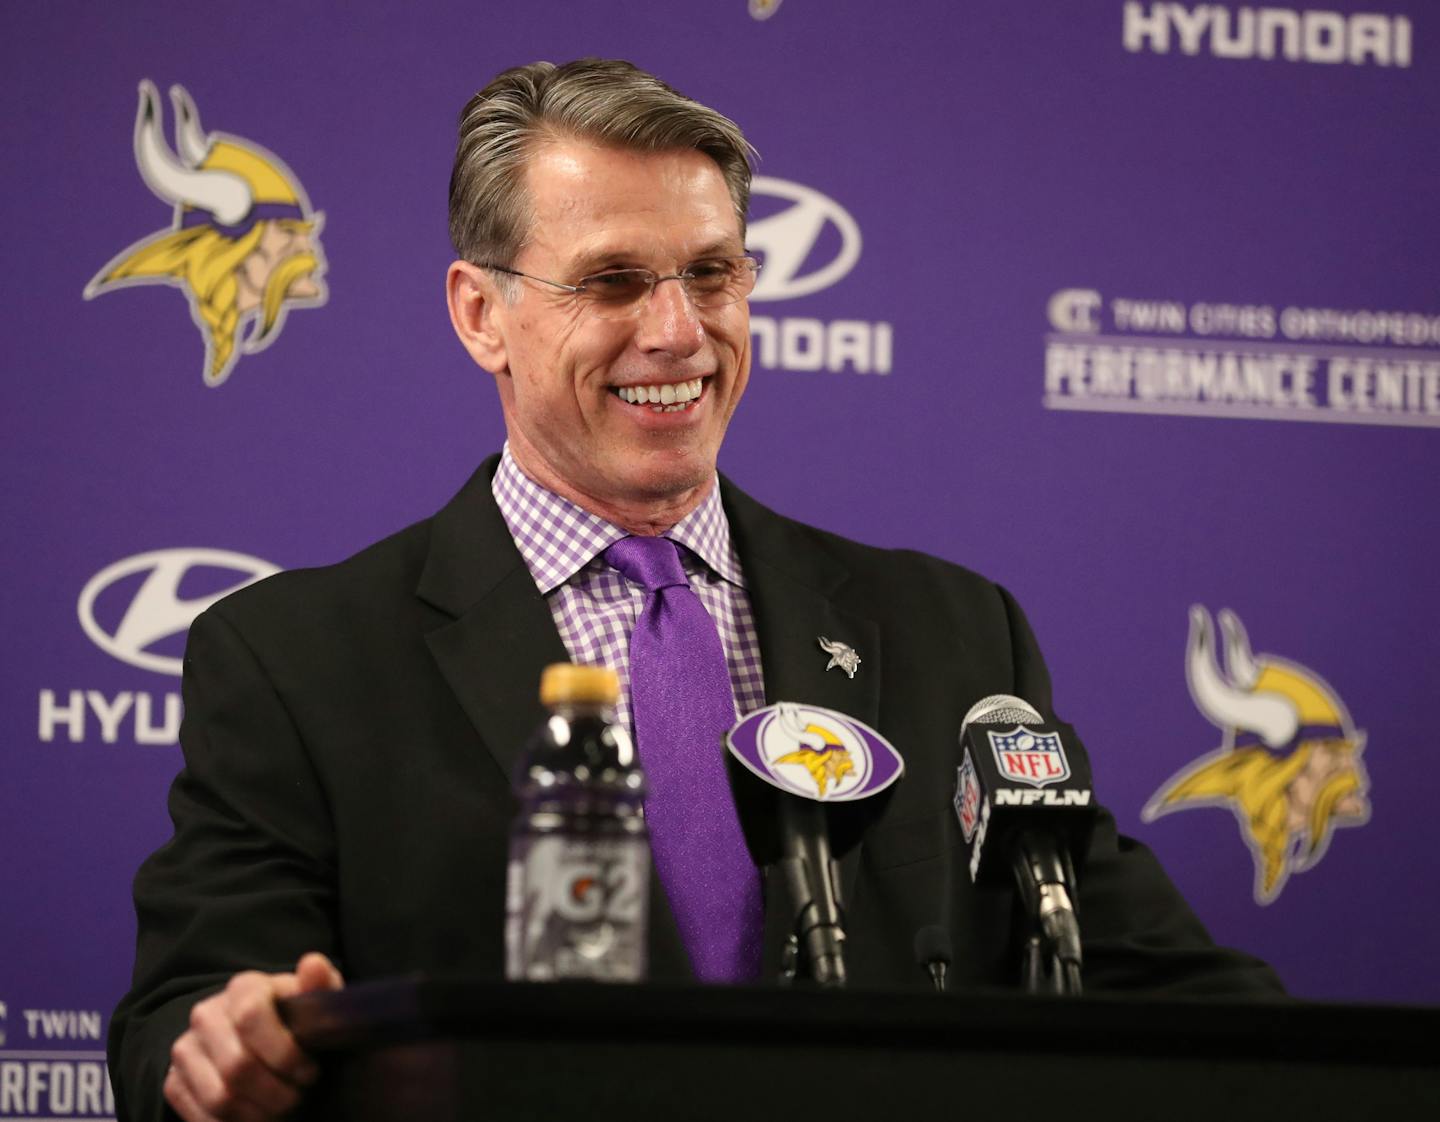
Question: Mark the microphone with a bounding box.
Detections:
[914,925,952,993]
[778,797,847,987]
[726,702,905,988]
[955,694,1094,994]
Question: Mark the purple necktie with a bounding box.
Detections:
[604,535,763,983]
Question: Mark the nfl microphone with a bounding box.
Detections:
[955,694,1095,995]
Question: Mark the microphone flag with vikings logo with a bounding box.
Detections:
[725,702,904,865]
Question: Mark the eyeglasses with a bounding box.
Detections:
[478,255,761,319]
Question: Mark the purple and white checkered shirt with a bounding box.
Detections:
[492,446,767,736]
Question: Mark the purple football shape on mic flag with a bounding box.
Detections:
[726,702,904,802]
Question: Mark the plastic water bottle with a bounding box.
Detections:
[506,663,649,981]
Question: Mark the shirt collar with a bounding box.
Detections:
[492,444,745,594]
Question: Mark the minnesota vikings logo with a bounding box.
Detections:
[84,81,327,387]
[773,704,855,797]
[1142,607,1370,904]
[727,702,904,803]
[817,636,861,679]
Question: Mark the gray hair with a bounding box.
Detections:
[447,58,756,270]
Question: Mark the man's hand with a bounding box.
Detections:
[164,952,344,1122]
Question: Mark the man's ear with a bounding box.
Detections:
[446,260,509,374]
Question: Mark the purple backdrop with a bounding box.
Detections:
[4,1,1436,1114]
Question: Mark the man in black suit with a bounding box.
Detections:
[112,58,1280,1122]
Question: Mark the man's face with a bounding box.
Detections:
[479,141,751,511]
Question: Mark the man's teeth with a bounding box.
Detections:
[616,378,703,410]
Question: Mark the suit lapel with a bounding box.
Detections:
[721,478,882,978]
[417,458,566,780]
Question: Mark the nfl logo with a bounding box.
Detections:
[954,753,981,842]
[988,726,1070,788]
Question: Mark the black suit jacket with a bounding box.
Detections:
[110,457,1281,1121]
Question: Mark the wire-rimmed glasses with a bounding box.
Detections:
[478,255,761,320]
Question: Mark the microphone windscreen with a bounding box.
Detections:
[960,694,1044,739]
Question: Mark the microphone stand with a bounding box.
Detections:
[1013,830,1083,996]
[777,798,848,988]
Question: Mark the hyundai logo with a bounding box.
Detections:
[77,548,280,675]
[747,176,862,301]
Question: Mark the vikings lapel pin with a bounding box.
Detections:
[817,636,861,679]
[727,702,903,802]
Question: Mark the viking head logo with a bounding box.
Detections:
[1142,607,1370,904]
[817,636,861,679]
[84,81,327,386]
[773,702,855,798]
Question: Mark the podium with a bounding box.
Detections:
[282,979,1440,1121]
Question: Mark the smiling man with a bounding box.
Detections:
[447,138,754,532]
[110,59,1281,1122]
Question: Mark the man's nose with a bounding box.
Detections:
[633,276,705,356]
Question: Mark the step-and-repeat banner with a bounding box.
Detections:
[3,1,1435,1114]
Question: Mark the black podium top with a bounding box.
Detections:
[282,979,1440,1122]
